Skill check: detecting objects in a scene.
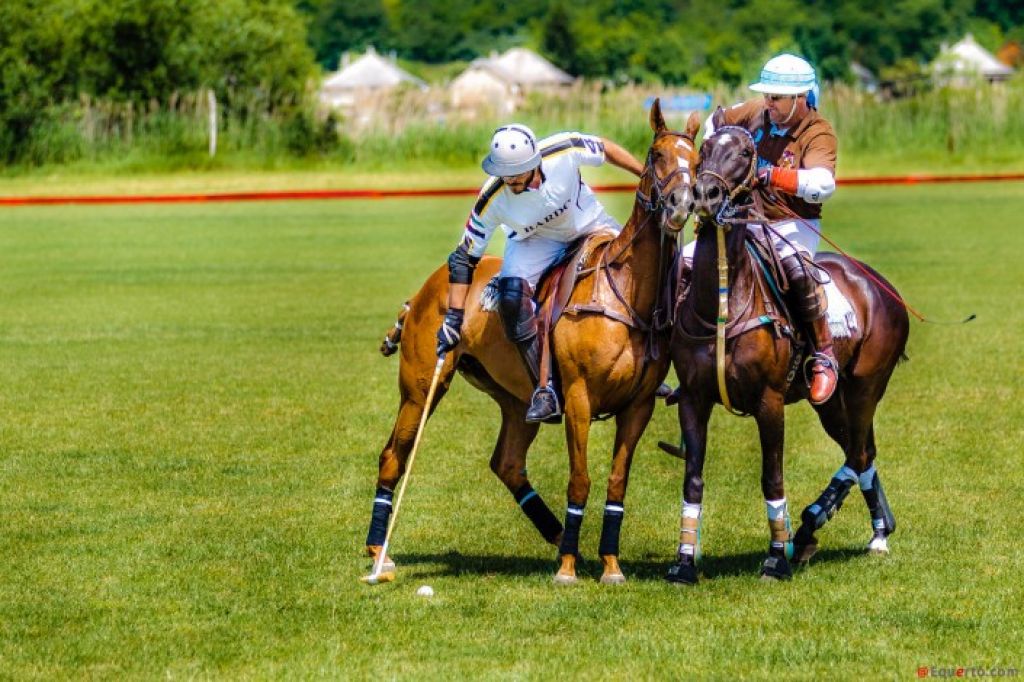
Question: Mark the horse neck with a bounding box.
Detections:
[602,201,671,310]
[689,223,755,321]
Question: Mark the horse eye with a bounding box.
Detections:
[741,149,752,157]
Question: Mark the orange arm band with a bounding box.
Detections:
[770,167,799,194]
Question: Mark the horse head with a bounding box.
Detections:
[693,125,758,224]
[638,98,700,234]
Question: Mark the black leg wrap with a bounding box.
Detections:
[514,484,563,543]
[800,477,854,531]
[597,502,624,557]
[558,504,585,557]
[365,486,393,547]
[861,471,896,536]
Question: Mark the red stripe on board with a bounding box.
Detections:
[2,173,1023,206]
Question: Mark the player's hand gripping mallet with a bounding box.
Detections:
[362,354,446,585]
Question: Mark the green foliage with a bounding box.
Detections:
[0,0,316,163]
[299,0,1023,87]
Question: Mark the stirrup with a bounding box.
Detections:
[526,385,562,423]
[804,352,839,404]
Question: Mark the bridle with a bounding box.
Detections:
[693,125,762,416]
[595,128,696,379]
[696,126,758,226]
[635,130,696,229]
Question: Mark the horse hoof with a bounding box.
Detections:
[867,535,890,555]
[665,560,698,585]
[553,572,578,586]
[793,539,818,564]
[760,556,792,581]
[365,546,396,573]
[600,572,626,585]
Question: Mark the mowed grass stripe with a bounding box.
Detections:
[0,184,1021,678]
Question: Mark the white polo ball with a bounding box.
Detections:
[416,585,434,597]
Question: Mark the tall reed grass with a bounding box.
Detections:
[5,77,1024,175]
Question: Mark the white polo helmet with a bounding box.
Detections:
[481,124,541,176]
[750,53,816,95]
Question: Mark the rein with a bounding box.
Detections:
[601,129,695,339]
[582,129,694,418]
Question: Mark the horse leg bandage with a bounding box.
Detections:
[859,466,896,537]
[598,501,625,557]
[801,466,856,531]
[678,502,702,560]
[365,486,394,547]
[514,484,563,543]
[766,498,794,559]
[558,504,586,557]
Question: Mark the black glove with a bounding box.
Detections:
[436,308,464,356]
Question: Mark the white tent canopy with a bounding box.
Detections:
[321,46,426,108]
[934,34,1014,82]
[491,47,574,87]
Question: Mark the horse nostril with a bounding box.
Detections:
[707,185,720,200]
[694,185,704,201]
[668,193,679,207]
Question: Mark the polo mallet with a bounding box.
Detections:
[361,354,446,585]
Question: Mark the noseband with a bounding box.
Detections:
[635,130,695,220]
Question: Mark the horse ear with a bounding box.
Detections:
[711,106,726,130]
[649,98,667,134]
[685,111,701,139]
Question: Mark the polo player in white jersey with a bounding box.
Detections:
[437,124,644,422]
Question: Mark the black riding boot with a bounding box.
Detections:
[782,253,838,404]
[516,336,561,423]
[497,276,561,423]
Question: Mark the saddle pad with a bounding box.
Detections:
[824,280,858,338]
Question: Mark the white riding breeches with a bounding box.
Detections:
[683,218,822,262]
[500,219,621,288]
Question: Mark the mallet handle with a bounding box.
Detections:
[369,354,446,578]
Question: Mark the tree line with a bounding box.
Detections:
[2,0,1022,165]
[300,0,1024,86]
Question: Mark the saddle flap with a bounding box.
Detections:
[536,228,618,324]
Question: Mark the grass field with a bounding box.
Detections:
[1,181,1022,679]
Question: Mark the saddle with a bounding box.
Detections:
[480,229,651,396]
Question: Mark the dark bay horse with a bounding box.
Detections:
[368,101,701,584]
[665,125,909,583]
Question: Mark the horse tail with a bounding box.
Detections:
[898,352,910,365]
[380,301,411,357]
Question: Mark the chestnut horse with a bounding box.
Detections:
[665,125,909,584]
[367,101,700,584]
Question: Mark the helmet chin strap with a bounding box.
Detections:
[779,96,799,126]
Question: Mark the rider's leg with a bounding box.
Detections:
[770,218,837,404]
[497,237,568,422]
[782,252,838,404]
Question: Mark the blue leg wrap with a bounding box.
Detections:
[365,486,393,546]
[859,468,896,536]
[597,501,624,557]
[514,484,563,543]
[558,504,585,556]
[801,474,854,531]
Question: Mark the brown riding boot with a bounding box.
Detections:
[806,314,839,405]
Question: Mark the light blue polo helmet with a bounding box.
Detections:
[750,54,818,106]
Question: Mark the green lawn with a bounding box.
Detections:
[0,182,1022,678]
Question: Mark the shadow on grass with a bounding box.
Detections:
[393,545,867,582]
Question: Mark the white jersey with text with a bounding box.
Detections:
[460,132,614,259]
